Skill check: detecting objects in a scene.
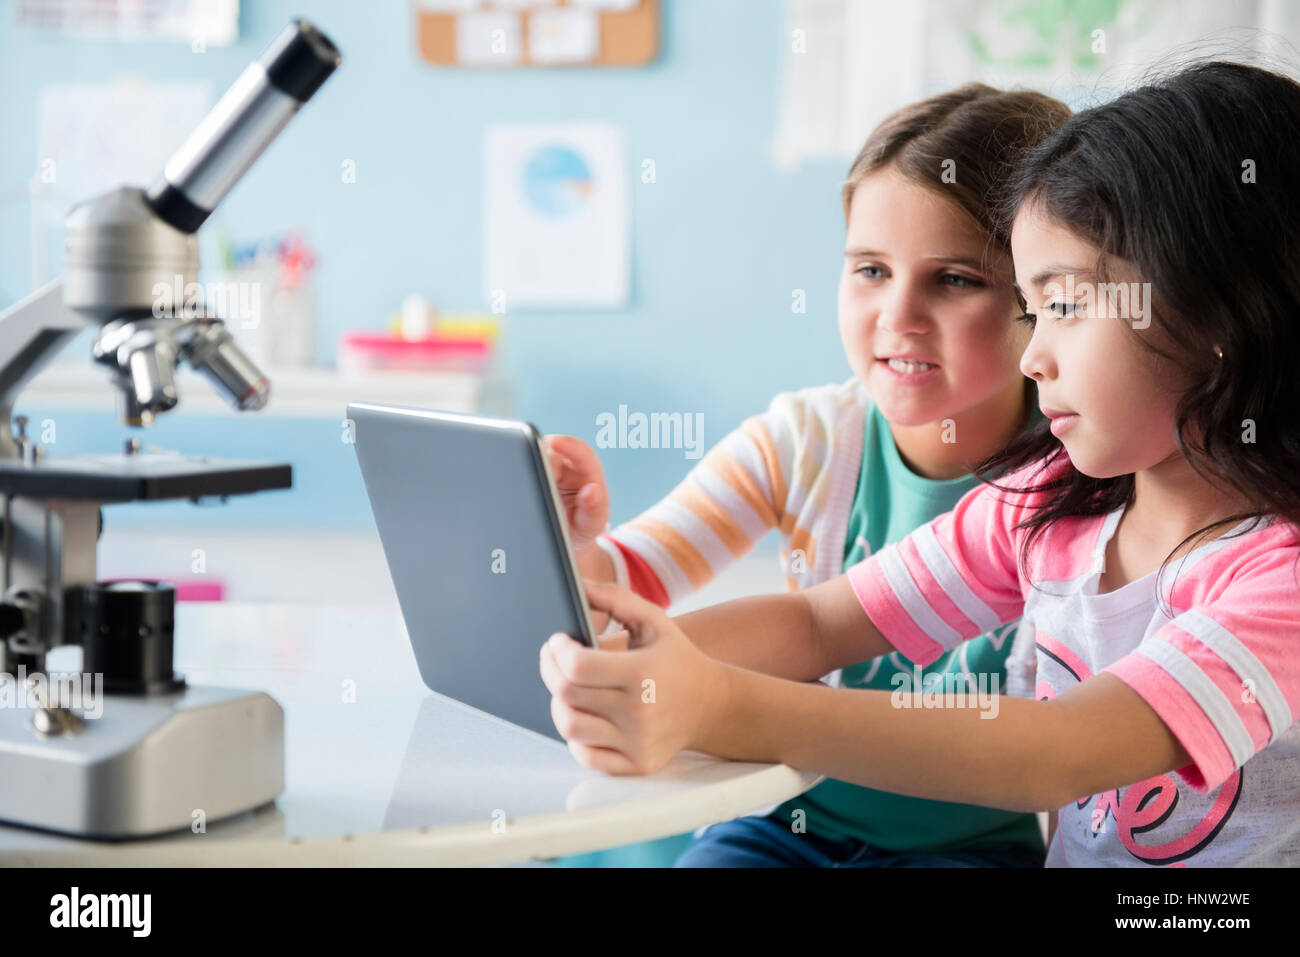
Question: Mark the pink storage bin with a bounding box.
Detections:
[338,332,491,373]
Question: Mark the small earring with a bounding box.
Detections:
[1212,344,1223,359]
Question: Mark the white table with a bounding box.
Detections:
[0,602,820,866]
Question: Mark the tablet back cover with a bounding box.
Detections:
[350,402,588,743]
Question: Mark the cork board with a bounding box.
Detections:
[415,0,659,68]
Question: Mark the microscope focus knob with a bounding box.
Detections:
[0,602,24,639]
[68,581,185,696]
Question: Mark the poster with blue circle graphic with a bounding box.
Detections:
[487,124,628,308]
[523,145,593,219]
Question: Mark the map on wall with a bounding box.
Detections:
[924,0,1300,97]
[774,0,1300,167]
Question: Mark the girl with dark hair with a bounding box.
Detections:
[541,61,1300,866]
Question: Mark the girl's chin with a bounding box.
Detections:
[1058,445,1130,480]
[865,382,950,426]
[873,400,948,428]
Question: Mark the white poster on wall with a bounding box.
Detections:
[18,0,239,44]
[485,123,629,309]
[36,78,213,223]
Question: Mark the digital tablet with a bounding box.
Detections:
[348,401,596,743]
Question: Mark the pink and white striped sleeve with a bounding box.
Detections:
[846,467,1039,667]
[1103,525,1300,794]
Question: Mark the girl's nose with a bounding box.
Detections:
[1019,331,1052,381]
[876,284,929,335]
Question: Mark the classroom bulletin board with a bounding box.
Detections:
[415,0,659,68]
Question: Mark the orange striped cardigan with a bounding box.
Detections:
[596,376,870,609]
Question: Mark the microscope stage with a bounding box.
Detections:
[0,453,291,501]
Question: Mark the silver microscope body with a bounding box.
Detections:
[0,20,340,838]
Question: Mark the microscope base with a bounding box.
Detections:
[0,684,283,839]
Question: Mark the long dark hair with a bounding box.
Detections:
[974,61,1300,593]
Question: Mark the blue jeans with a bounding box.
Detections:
[674,815,1044,868]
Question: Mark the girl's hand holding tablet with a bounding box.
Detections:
[542,434,610,553]
[539,579,732,775]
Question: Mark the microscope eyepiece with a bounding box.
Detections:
[261,18,341,102]
[145,19,341,234]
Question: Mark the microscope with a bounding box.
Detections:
[0,20,340,838]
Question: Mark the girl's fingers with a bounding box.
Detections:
[545,444,577,487]
[550,695,622,749]
[540,643,628,720]
[545,632,632,689]
[595,629,629,652]
[552,458,578,492]
[548,434,602,472]
[572,482,607,537]
[543,434,580,463]
[546,435,602,489]
[567,740,639,775]
[539,641,564,695]
[580,580,665,637]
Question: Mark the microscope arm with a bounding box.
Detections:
[0,281,86,459]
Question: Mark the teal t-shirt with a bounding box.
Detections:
[771,399,1046,855]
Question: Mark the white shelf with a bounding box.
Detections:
[16,362,511,419]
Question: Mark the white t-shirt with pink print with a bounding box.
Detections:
[847,454,1300,867]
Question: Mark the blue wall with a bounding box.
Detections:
[0,0,851,530]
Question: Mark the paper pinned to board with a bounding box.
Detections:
[485,123,629,309]
[456,9,523,64]
[529,7,600,64]
[35,78,212,222]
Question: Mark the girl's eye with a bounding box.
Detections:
[856,265,886,280]
[941,273,983,288]
[1044,300,1079,318]
[1014,312,1036,326]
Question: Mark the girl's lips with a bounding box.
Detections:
[1049,413,1079,437]
[876,357,941,384]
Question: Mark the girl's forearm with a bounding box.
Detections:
[673,593,828,683]
[700,666,1066,813]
